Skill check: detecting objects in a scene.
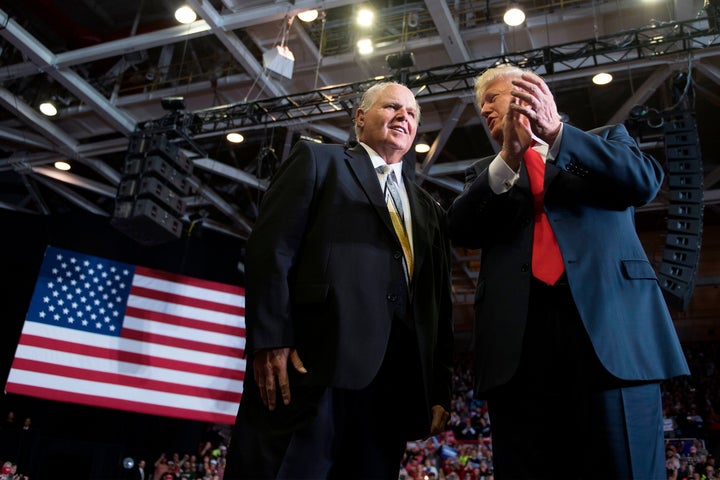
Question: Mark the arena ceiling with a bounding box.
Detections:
[0,0,718,320]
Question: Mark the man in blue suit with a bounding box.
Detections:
[225,82,454,479]
[448,65,689,479]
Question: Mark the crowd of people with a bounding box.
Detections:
[146,443,229,480]
[394,342,720,480]
[0,342,717,479]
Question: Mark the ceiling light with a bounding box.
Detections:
[357,38,374,55]
[263,15,295,79]
[415,136,430,154]
[592,72,613,85]
[54,161,71,171]
[161,96,186,111]
[297,9,319,22]
[175,6,197,24]
[39,101,58,117]
[226,132,244,143]
[357,7,374,27]
[503,6,525,26]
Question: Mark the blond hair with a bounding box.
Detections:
[474,64,531,104]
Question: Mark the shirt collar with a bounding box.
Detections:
[360,142,404,179]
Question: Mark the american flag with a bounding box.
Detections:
[5,245,246,425]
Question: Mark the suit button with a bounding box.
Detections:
[521,263,529,272]
[386,294,398,302]
[393,251,402,260]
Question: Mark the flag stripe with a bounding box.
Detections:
[5,383,237,424]
[121,325,244,359]
[135,265,244,297]
[7,370,240,415]
[126,295,243,331]
[129,284,245,316]
[124,305,246,338]
[16,327,245,380]
[10,358,242,403]
[5,246,247,424]
[12,339,245,388]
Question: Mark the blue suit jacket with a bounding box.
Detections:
[448,123,689,394]
[244,140,454,435]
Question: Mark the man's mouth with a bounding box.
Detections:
[390,125,407,134]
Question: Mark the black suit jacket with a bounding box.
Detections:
[244,140,454,435]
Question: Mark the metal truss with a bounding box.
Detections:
[137,16,720,147]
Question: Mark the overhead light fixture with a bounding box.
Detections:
[226,132,244,143]
[264,46,295,79]
[161,96,186,111]
[592,72,613,85]
[175,6,197,24]
[357,7,374,27]
[297,9,319,22]
[264,15,295,79]
[357,38,374,55]
[39,101,58,117]
[503,5,526,26]
[54,161,71,171]
[415,136,430,154]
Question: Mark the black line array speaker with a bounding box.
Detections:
[111,132,194,245]
[657,111,704,311]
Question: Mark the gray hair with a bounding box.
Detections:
[353,81,421,139]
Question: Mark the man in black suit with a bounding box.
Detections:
[225,81,454,479]
[132,459,146,480]
[448,65,689,479]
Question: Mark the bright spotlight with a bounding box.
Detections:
[39,101,58,116]
[357,38,374,55]
[297,9,319,22]
[592,72,613,85]
[357,8,374,27]
[503,7,525,26]
[175,6,197,24]
[226,132,245,143]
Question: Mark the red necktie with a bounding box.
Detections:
[524,145,564,285]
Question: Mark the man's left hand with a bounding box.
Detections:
[510,72,562,146]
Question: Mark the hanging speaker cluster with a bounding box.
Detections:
[111,132,194,245]
[657,111,704,311]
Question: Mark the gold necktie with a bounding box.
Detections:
[379,165,413,283]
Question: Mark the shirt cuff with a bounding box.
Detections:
[488,154,520,194]
[546,123,564,163]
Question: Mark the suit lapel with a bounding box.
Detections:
[344,144,397,238]
[402,162,431,283]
